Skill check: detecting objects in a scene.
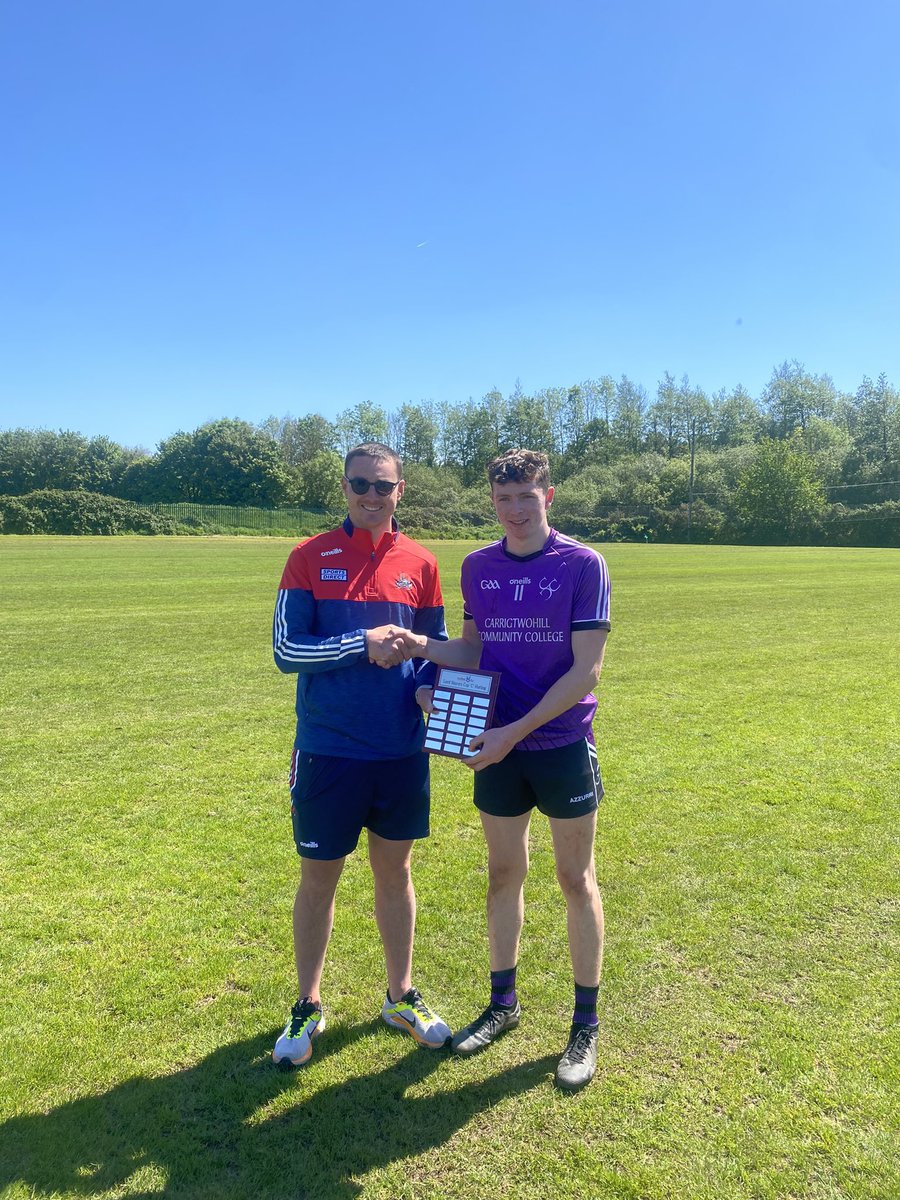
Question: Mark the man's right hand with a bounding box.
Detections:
[366,625,407,667]
[367,626,427,667]
[367,626,427,668]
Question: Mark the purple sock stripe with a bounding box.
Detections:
[490,967,517,1007]
[573,983,599,1026]
[572,1010,599,1027]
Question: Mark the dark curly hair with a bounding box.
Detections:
[486,449,551,490]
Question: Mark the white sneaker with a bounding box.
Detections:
[272,997,325,1069]
[381,986,451,1049]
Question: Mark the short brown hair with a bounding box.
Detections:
[344,442,403,478]
[487,448,551,490]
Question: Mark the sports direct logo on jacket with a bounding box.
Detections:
[273,518,447,761]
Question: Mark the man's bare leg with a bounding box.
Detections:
[369,831,452,1048]
[548,809,603,986]
[450,811,531,1055]
[367,832,415,1001]
[549,808,604,1090]
[481,810,532,969]
[293,855,346,1002]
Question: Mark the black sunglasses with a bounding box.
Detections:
[344,476,400,497]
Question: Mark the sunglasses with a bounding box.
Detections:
[344,476,401,497]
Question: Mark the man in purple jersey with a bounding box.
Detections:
[397,449,610,1090]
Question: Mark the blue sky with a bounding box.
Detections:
[1,0,898,451]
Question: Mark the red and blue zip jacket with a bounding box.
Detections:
[273,517,447,760]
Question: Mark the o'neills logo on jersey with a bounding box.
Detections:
[509,576,531,602]
[480,578,500,590]
[320,547,343,556]
[320,568,348,581]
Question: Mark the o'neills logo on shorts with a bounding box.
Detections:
[320,568,348,581]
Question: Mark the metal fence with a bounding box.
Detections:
[143,503,337,530]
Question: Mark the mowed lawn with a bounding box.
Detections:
[0,536,897,1200]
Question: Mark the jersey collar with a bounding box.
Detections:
[501,528,557,562]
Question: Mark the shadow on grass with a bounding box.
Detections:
[0,1021,555,1199]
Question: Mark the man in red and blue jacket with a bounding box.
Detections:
[271,442,451,1068]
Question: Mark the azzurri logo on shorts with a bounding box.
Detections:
[320,568,348,581]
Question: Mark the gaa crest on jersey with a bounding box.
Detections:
[395,573,413,590]
[320,568,348,581]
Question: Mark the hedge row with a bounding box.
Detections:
[2,489,898,546]
[0,490,183,535]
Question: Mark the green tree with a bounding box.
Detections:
[647,372,680,457]
[119,456,165,503]
[389,403,439,466]
[762,361,838,441]
[334,403,389,452]
[129,419,290,505]
[501,392,553,455]
[481,388,506,455]
[711,385,763,448]
[801,417,852,485]
[850,373,900,471]
[258,414,336,469]
[83,436,141,494]
[612,377,648,455]
[734,438,826,541]
[440,396,501,485]
[297,450,344,509]
[559,416,622,477]
[0,429,136,496]
[579,376,616,433]
[396,463,464,529]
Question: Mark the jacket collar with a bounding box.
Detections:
[342,515,400,551]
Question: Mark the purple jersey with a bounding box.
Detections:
[461,530,611,752]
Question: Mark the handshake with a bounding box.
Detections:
[366,625,429,669]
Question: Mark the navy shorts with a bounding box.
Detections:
[473,738,602,820]
[289,750,430,860]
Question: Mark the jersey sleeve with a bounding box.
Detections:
[460,555,474,622]
[273,546,368,674]
[571,550,611,633]
[412,558,447,690]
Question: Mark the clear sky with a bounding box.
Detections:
[2,0,898,452]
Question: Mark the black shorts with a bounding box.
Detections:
[289,750,430,860]
[473,738,602,820]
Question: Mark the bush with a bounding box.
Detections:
[652,500,727,543]
[818,501,900,548]
[403,509,501,540]
[0,490,182,535]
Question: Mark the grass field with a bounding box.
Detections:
[0,536,897,1200]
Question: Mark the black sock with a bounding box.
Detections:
[490,966,518,1008]
[572,982,599,1028]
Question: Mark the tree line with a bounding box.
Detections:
[1,360,898,544]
